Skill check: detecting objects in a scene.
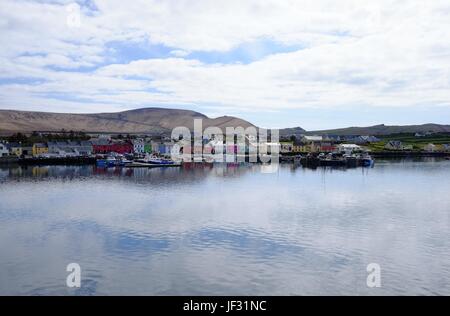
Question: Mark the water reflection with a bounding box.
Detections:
[0,159,450,295]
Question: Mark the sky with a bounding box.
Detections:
[1,0,450,130]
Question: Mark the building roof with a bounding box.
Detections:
[303,135,323,141]
[339,144,361,148]
[80,141,92,147]
[34,143,47,148]
[388,140,402,146]
[133,139,145,144]
[91,139,110,146]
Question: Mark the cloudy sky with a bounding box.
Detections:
[1,0,450,130]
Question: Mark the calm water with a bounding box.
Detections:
[0,159,449,295]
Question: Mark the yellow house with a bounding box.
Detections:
[32,143,48,156]
[293,143,308,153]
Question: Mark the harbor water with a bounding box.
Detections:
[0,159,449,295]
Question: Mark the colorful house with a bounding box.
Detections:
[319,142,336,152]
[292,144,303,153]
[133,139,145,154]
[151,142,174,155]
[92,139,133,154]
[144,143,152,153]
[163,142,174,155]
[32,143,49,156]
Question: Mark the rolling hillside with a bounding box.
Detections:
[0,108,254,135]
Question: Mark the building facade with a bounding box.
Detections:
[144,143,152,153]
[337,144,362,155]
[8,143,23,157]
[32,143,48,156]
[133,139,145,154]
[92,139,133,154]
[48,141,93,156]
[301,136,323,152]
[385,140,403,150]
[280,142,293,153]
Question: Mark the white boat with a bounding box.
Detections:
[135,154,181,166]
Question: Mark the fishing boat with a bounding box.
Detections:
[96,156,118,167]
[133,154,181,167]
[360,153,375,167]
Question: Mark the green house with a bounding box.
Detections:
[144,143,152,153]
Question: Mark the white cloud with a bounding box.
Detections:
[0,0,450,120]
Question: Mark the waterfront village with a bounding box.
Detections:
[1,130,450,167]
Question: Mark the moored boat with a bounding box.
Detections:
[360,153,375,167]
[96,155,130,167]
[132,154,181,167]
[96,156,118,167]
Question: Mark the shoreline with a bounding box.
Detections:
[0,151,449,166]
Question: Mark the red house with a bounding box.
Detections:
[320,142,336,153]
[92,140,133,154]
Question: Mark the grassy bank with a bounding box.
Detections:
[367,133,450,152]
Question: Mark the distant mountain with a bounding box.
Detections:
[0,108,254,135]
[279,126,306,137]
[2,108,449,137]
[307,124,450,136]
[280,123,450,137]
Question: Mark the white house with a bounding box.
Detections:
[424,143,436,152]
[133,138,145,154]
[302,135,323,142]
[0,143,9,157]
[385,140,403,150]
[337,144,361,155]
